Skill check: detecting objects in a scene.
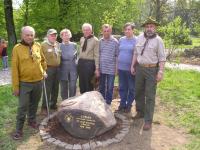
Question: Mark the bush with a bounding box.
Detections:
[158,17,191,60]
[158,16,191,46]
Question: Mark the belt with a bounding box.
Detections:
[47,65,59,68]
[139,64,158,68]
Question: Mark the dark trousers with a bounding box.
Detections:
[99,73,115,104]
[77,59,95,94]
[118,69,135,109]
[135,65,158,122]
[60,80,77,100]
[16,81,42,131]
[42,67,59,108]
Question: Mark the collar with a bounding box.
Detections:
[20,40,34,47]
[46,39,57,47]
[102,35,113,41]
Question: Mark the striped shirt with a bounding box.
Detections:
[99,36,119,75]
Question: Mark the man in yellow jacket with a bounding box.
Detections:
[12,26,47,140]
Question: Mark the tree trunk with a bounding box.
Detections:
[23,0,29,26]
[4,0,17,46]
[156,0,161,22]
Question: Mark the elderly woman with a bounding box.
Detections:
[59,29,77,100]
[117,22,137,113]
[78,23,99,94]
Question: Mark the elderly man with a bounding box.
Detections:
[131,17,166,130]
[41,29,61,114]
[99,24,118,105]
[78,23,99,94]
[12,26,47,140]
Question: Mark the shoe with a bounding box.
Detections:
[28,121,39,130]
[40,108,47,115]
[132,112,144,119]
[143,122,152,131]
[12,130,23,140]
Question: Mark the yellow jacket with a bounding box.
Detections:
[11,42,47,91]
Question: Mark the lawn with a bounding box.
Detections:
[157,69,200,150]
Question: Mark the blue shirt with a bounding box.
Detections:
[118,36,137,71]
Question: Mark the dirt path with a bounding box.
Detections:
[16,99,190,150]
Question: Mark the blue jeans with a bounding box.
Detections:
[2,56,8,69]
[99,73,115,104]
[118,69,135,109]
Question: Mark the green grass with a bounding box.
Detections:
[157,69,200,150]
[0,85,18,149]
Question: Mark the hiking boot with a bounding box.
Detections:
[28,121,39,130]
[12,130,23,140]
[143,122,152,131]
[132,112,144,119]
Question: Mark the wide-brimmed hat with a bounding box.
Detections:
[141,17,160,27]
[47,29,57,35]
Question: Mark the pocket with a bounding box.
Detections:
[136,42,145,53]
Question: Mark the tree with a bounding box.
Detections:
[158,17,191,60]
[4,0,17,46]
[0,1,6,38]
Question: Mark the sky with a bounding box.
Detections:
[13,0,23,9]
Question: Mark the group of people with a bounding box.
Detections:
[0,38,8,71]
[11,17,166,140]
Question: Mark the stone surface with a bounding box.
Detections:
[65,144,73,150]
[89,141,97,149]
[82,143,91,150]
[57,91,117,139]
[41,134,51,140]
[59,142,67,148]
[73,144,82,150]
[46,138,56,144]
[53,140,62,146]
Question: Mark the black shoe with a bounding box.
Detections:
[12,130,23,140]
[143,122,152,130]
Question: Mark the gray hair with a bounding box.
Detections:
[82,23,92,31]
[21,26,35,35]
[60,28,72,38]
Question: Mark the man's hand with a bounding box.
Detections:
[95,68,100,78]
[131,66,136,75]
[13,90,19,96]
[43,72,48,79]
[156,71,163,82]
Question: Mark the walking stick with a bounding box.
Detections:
[43,79,50,120]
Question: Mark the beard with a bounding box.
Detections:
[145,31,155,37]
